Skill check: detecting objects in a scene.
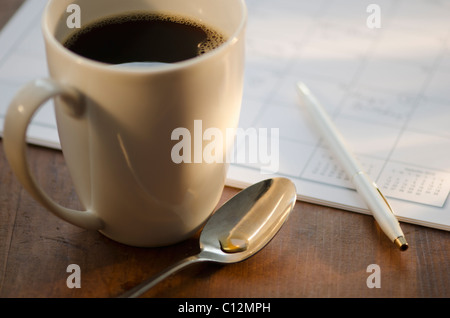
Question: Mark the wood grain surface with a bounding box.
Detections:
[0,0,448,299]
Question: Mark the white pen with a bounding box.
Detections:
[296,82,408,251]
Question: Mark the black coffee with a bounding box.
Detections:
[63,12,226,64]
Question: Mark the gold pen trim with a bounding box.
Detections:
[374,184,394,215]
[375,183,409,251]
[394,236,409,251]
[354,171,409,251]
[353,171,395,215]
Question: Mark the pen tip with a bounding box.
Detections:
[394,236,408,251]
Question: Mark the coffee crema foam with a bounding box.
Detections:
[64,12,227,57]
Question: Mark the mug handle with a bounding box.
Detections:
[3,78,104,230]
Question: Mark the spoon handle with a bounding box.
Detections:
[118,255,204,298]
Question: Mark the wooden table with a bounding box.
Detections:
[1,0,449,300]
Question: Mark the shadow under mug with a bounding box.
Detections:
[3,0,247,247]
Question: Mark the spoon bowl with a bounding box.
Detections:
[200,177,297,263]
[118,177,297,298]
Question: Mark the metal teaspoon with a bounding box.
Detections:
[118,177,297,298]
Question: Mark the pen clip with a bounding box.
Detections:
[373,182,395,215]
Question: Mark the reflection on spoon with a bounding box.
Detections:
[118,177,297,298]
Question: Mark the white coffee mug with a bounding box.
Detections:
[3,0,247,247]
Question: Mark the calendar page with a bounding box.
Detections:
[227,0,450,230]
